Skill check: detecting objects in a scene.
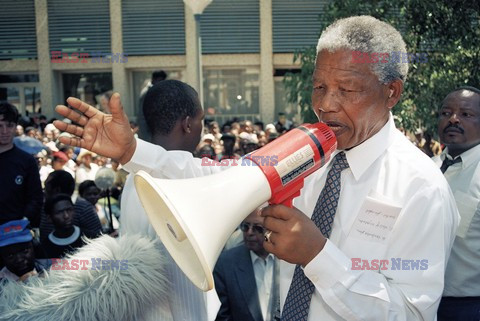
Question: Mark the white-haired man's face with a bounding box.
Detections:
[312,49,401,150]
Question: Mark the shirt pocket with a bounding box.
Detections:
[453,190,479,238]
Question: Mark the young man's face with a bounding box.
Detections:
[52,158,67,170]
[50,200,75,229]
[0,115,16,147]
[0,242,35,277]
[82,154,92,166]
[82,186,100,205]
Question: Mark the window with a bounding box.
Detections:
[204,68,259,124]
[62,73,113,112]
[131,70,184,119]
[274,77,300,124]
[0,74,40,115]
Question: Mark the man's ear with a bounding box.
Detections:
[181,116,192,134]
[386,80,403,110]
[386,79,403,109]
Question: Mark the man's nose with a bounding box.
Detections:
[62,210,71,219]
[13,253,27,264]
[448,113,460,124]
[315,90,341,114]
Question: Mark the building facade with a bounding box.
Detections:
[0,0,326,125]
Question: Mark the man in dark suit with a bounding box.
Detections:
[214,208,279,321]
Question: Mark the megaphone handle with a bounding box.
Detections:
[281,198,293,208]
[269,190,300,208]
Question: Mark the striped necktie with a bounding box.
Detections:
[281,152,349,321]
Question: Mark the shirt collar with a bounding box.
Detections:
[48,225,80,246]
[341,114,397,181]
[0,266,20,281]
[250,250,274,265]
[442,143,480,169]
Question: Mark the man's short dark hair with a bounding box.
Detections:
[443,86,480,110]
[454,86,480,95]
[152,70,167,83]
[44,170,75,197]
[143,80,201,136]
[44,193,72,216]
[0,102,19,123]
[78,180,97,197]
[59,145,73,154]
[453,86,480,107]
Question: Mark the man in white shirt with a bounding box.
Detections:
[54,15,459,321]
[120,79,211,321]
[214,208,279,321]
[75,150,99,184]
[435,86,480,321]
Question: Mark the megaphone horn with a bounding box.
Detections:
[134,123,336,291]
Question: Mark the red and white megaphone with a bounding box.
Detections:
[134,123,336,291]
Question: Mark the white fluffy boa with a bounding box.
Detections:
[0,235,169,321]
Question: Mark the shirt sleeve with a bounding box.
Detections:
[75,167,87,185]
[123,139,235,179]
[74,199,102,237]
[302,184,459,321]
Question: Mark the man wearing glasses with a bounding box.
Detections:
[214,207,279,321]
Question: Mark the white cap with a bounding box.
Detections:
[265,124,277,133]
[202,133,216,142]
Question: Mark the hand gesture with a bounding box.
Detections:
[53,93,136,164]
[262,205,327,267]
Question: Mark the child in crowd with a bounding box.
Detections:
[0,219,51,282]
[41,194,86,258]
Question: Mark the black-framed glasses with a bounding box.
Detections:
[240,222,265,234]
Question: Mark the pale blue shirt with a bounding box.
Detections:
[251,252,275,321]
[433,144,480,296]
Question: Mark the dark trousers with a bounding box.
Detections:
[437,296,480,321]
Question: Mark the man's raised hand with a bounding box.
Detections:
[53,93,137,164]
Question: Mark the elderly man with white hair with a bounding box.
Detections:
[54,16,458,321]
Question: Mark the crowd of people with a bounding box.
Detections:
[0,14,478,321]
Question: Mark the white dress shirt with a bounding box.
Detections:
[121,167,219,321]
[251,252,275,321]
[75,163,99,184]
[433,144,480,297]
[124,115,459,321]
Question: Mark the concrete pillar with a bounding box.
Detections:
[259,0,275,124]
[110,0,131,117]
[35,0,56,118]
[184,5,199,95]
